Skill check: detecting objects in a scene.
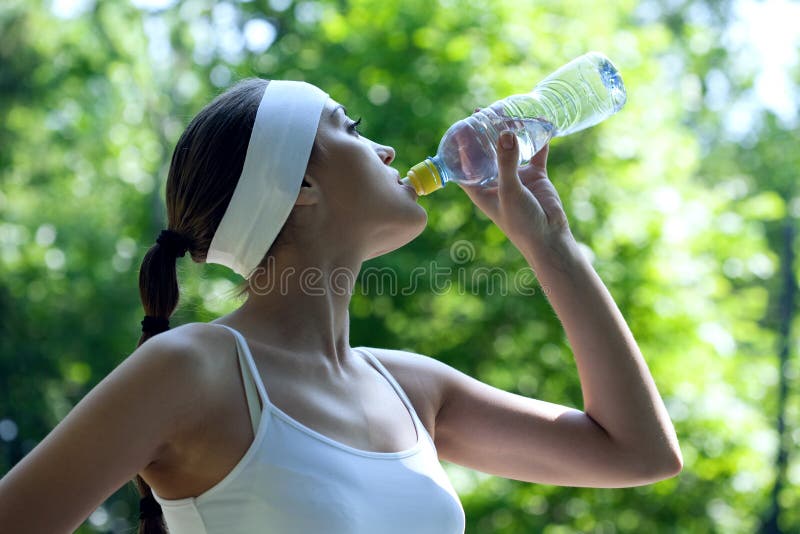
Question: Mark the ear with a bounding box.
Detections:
[294,172,321,206]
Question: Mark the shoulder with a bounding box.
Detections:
[356,346,453,378]
[138,322,234,374]
[129,322,239,419]
[355,346,460,440]
[127,323,207,381]
[124,323,229,409]
[130,322,240,458]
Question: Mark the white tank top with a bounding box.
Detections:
[151,324,465,533]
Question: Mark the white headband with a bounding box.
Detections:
[206,80,329,279]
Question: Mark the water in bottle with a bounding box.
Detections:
[402,51,627,195]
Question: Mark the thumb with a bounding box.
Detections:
[496,130,521,192]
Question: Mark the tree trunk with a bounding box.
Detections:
[758,216,795,534]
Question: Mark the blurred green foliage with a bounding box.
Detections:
[1,0,799,532]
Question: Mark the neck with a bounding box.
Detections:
[220,244,362,373]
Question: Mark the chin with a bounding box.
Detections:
[366,213,427,260]
[398,206,427,246]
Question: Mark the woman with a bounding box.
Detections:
[0,78,682,533]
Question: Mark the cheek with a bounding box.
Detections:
[346,157,388,198]
[321,139,396,209]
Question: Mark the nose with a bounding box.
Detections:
[377,144,395,166]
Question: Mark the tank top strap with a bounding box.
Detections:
[216,324,269,434]
[354,347,425,430]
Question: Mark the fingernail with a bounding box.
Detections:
[500,131,514,150]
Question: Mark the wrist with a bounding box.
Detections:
[516,230,582,271]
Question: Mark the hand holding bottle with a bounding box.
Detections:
[457,129,574,255]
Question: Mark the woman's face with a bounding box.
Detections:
[296,98,428,260]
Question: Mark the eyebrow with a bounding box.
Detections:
[330,104,346,118]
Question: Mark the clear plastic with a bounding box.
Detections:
[404,51,627,193]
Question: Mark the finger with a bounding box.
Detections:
[530,143,549,169]
[453,125,480,179]
[496,130,522,193]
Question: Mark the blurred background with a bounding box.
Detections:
[1,0,798,532]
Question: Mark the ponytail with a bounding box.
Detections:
[132,229,192,533]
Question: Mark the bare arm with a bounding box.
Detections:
[431,132,682,487]
[520,236,683,473]
[0,330,207,533]
[426,239,682,488]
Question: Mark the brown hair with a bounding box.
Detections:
[130,77,321,532]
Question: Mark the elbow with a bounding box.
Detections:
[667,449,684,476]
[621,447,683,486]
[660,454,684,479]
[644,449,684,482]
[661,438,685,477]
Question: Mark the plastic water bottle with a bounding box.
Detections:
[402,51,627,195]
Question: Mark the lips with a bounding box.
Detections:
[389,169,416,196]
[400,181,417,197]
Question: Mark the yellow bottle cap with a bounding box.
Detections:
[405,158,443,196]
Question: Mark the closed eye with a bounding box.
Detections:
[347,117,363,136]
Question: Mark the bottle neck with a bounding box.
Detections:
[429,155,447,186]
[406,156,446,195]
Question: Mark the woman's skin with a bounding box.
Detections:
[213,98,428,372]
[0,91,682,533]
